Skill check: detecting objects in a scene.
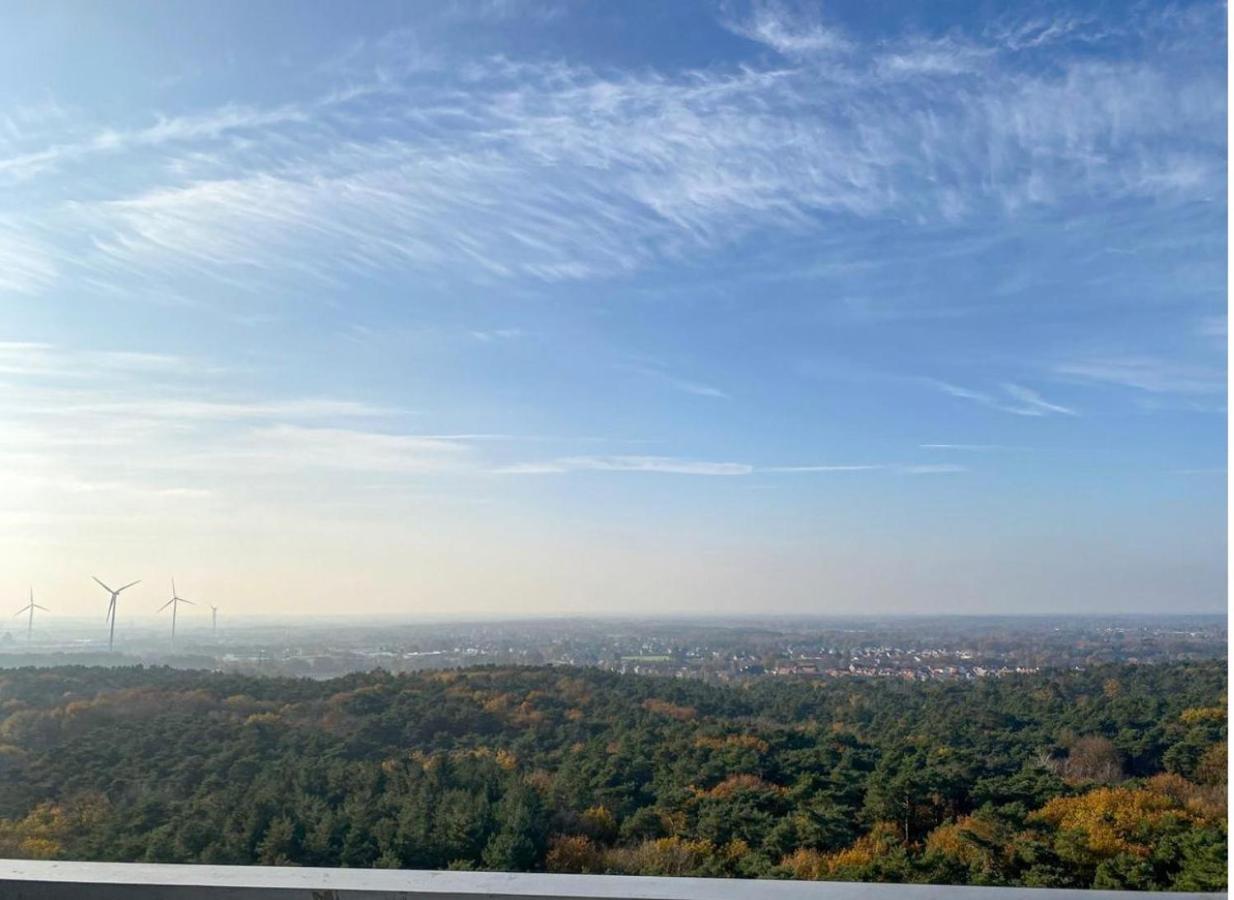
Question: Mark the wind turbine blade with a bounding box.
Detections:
[179,597,195,605]
[117,580,141,593]
[92,576,114,593]
[156,598,175,613]
[33,604,49,612]
[13,606,28,617]
[171,578,177,598]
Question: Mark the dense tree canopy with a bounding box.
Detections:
[0,661,1224,890]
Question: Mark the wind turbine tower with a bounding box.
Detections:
[14,588,48,640]
[93,577,140,651]
[210,604,219,637]
[158,579,194,645]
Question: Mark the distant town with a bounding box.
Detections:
[0,613,1224,682]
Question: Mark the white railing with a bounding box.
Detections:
[0,861,1224,900]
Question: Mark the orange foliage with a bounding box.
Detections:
[481,693,512,714]
[780,821,902,879]
[602,836,717,876]
[511,701,546,726]
[1143,772,1226,820]
[494,749,519,771]
[1030,778,1218,861]
[1195,742,1227,787]
[640,698,697,721]
[1180,706,1226,724]
[703,774,784,798]
[0,793,110,860]
[824,821,902,873]
[925,815,1000,870]
[780,847,826,879]
[580,805,617,840]
[546,835,601,873]
[554,676,593,706]
[693,734,769,753]
[243,712,283,726]
[524,769,554,793]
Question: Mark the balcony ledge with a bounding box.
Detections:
[0,861,1225,900]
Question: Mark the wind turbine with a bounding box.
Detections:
[157,579,194,645]
[210,604,219,637]
[13,588,48,640]
[93,576,140,650]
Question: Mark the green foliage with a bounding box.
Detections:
[0,660,1223,889]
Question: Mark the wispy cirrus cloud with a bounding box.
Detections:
[626,364,729,399]
[874,35,995,79]
[1053,356,1226,395]
[1001,383,1078,417]
[0,97,332,182]
[0,228,57,294]
[470,328,525,343]
[499,458,965,477]
[898,464,967,475]
[33,396,399,422]
[928,379,1078,417]
[722,1,852,58]
[0,341,225,379]
[919,443,1015,451]
[1196,315,1226,339]
[0,3,1221,298]
[496,455,753,476]
[1,343,971,505]
[223,424,477,474]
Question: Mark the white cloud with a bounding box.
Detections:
[44,397,398,422]
[929,379,1078,417]
[0,228,58,294]
[1054,356,1226,394]
[499,455,754,476]
[470,328,525,342]
[0,100,318,182]
[500,458,968,477]
[665,379,728,399]
[0,5,1218,296]
[988,13,1104,51]
[628,365,729,399]
[1196,315,1226,339]
[919,443,1016,452]
[0,342,227,379]
[1001,383,1078,417]
[723,1,851,58]
[226,425,476,473]
[875,36,994,79]
[762,464,884,473]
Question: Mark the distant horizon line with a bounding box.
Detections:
[7,611,1227,625]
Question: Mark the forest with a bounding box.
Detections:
[0,661,1225,891]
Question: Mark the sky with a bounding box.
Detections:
[0,0,1226,621]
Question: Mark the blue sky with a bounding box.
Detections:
[0,0,1226,618]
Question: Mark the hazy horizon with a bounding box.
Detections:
[8,608,1228,628]
[1,0,1226,618]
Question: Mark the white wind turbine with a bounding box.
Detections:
[14,588,48,640]
[93,577,140,651]
[157,579,194,645]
